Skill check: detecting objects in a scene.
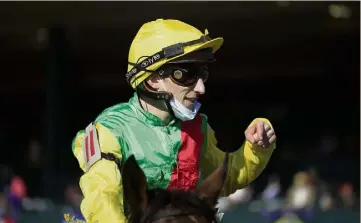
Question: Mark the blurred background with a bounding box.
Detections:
[0,1,359,223]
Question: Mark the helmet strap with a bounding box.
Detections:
[126,35,212,84]
[136,83,176,119]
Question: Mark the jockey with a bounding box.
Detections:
[72,19,277,223]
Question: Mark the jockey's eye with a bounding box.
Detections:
[158,64,209,86]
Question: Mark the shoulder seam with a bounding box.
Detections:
[94,102,132,123]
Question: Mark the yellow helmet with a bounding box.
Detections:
[126,19,224,89]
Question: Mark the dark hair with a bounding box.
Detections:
[128,188,217,223]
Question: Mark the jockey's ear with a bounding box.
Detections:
[121,155,148,214]
[196,152,229,206]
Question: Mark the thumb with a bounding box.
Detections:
[245,124,257,143]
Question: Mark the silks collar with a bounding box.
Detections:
[129,93,177,127]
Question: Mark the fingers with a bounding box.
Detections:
[264,124,271,132]
[266,126,276,144]
[245,121,276,146]
[266,129,274,138]
[262,129,276,147]
[269,135,277,144]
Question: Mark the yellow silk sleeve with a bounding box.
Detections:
[72,123,126,223]
[201,118,275,196]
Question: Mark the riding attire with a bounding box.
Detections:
[72,19,276,223]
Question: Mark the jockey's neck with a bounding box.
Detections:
[139,95,172,123]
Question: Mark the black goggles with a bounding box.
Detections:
[157,64,209,87]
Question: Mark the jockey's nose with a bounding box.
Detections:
[194,79,205,95]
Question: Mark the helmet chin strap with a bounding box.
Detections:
[136,84,177,119]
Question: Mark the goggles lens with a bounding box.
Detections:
[159,64,209,86]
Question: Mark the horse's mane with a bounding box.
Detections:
[128,188,217,223]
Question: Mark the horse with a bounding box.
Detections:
[121,153,229,223]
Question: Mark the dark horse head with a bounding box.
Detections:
[121,153,229,223]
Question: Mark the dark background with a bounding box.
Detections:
[0,1,359,206]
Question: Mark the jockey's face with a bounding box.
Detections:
[159,68,206,110]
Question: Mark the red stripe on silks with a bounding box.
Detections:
[167,115,204,191]
[85,136,89,162]
[89,130,95,156]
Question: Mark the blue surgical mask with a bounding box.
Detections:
[161,81,201,121]
[169,97,201,121]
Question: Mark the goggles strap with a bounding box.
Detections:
[126,35,212,84]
